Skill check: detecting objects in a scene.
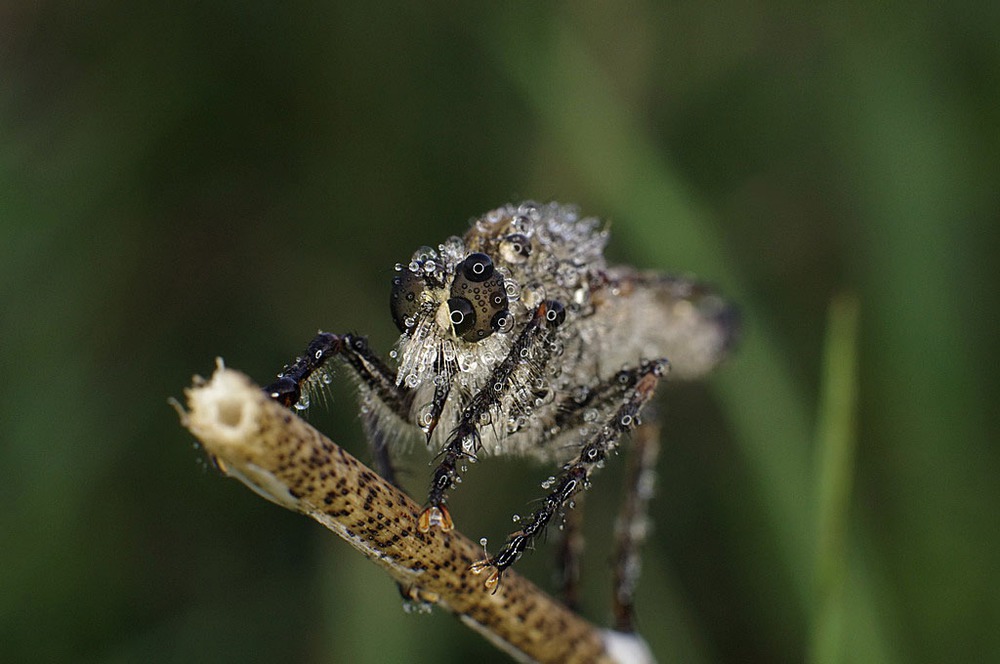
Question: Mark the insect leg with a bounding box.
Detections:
[418,300,566,533]
[611,418,661,633]
[554,491,585,611]
[263,332,412,485]
[470,359,668,591]
[543,364,663,607]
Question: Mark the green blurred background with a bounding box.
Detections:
[2,3,997,663]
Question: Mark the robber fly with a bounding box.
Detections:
[264,202,737,623]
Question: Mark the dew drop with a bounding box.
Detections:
[457,352,477,372]
[411,245,438,263]
[512,213,535,234]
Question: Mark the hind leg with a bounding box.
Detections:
[612,419,661,632]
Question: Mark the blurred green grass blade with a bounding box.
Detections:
[809,294,860,664]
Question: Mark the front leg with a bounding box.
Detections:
[263,331,412,484]
[418,300,567,533]
[471,358,668,591]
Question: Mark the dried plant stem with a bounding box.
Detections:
[179,363,653,664]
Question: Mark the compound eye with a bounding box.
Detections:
[447,297,477,337]
[459,252,494,282]
[499,233,532,264]
[449,252,507,342]
[390,270,424,333]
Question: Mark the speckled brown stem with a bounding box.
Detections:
[179,363,653,664]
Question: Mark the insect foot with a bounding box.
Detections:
[417,504,454,533]
[469,558,501,594]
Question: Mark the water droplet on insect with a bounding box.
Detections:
[457,352,477,372]
[411,245,438,263]
[417,404,435,427]
[517,201,539,219]
[512,514,520,523]
[512,213,535,234]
